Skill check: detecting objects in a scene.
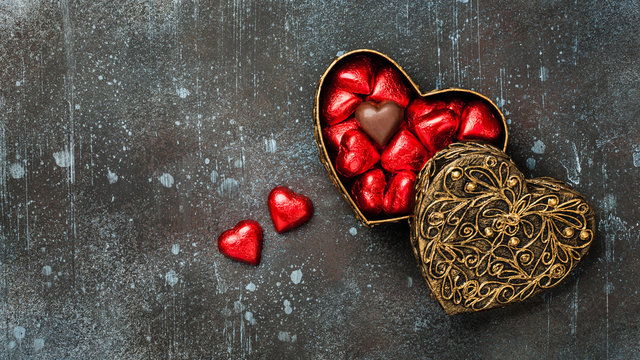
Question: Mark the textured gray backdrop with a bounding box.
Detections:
[1,0,639,359]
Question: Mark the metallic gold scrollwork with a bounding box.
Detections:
[411,142,595,314]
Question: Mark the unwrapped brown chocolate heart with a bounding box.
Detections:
[410,142,595,314]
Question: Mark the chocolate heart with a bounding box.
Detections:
[268,186,314,233]
[336,129,380,178]
[457,101,502,142]
[410,142,595,314]
[381,128,429,173]
[218,220,263,266]
[383,170,417,216]
[355,101,404,147]
[351,168,386,216]
[412,108,459,154]
[322,117,360,152]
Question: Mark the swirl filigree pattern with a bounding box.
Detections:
[410,142,595,314]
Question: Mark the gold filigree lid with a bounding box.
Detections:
[409,142,595,314]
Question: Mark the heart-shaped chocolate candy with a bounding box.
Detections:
[410,142,595,314]
[355,101,404,147]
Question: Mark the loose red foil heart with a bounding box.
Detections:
[336,129,380,178]
[218,220,263,266]
[268,186,314,233]
[314,49,507,226]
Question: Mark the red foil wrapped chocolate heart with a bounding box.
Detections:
[217,220,263,266]
[321,85,362,126]
[336,129,380,178]
[351,168,386,216]
[457,100,502,142]
[406,98,446,127]
[383,170,417,216]
[446,97,466,117]
[268,186,314,233]
[322,117,360,152]
[413,108,460,154]
[366,65,411,108]
[381,128,429,173]
[330,54,375,95]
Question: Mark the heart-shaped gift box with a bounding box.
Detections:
[313,49,595,314]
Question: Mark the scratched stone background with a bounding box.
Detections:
[0,0,639,359]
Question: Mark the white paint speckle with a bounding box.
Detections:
[278,331,297,342]
[603,194,617,212]
[9,163,25,179]
[245,282,256,292]
[210,170,218,183]
[540,66,548,82]
[244,311,257,325]
[13,326,25,340]
[204,157,210,165]
[165,270,178,287]
[408,276,413,287]
[265,137,277,153]
[158,173,174,188]
[8,341,15,349]
[526,157,536,170]
[234,300,245,313]
[171,244,180,255]
[290,269,302,285]
[53,150,73,167]
[233,159,243,168]
[218,177,239,198]
[107,169,118,184]
[633,146,640,167]
[531,140,546,154]
[283,300,292,315]
[349,227,357,236]
[565,142,582,185]
[176,87,190,98]
[42,266,52,276]
[34,338,44,352]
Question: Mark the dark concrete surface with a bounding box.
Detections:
[1,0,639,359]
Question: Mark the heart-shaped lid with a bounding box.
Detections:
[409,142,595,314]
